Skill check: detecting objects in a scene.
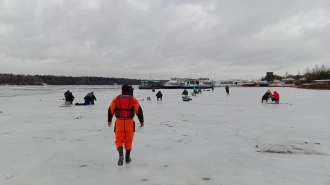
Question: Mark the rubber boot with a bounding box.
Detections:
[117,146,124,166]
[125,150,131,164]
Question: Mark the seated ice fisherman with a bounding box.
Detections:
[193,87,198,95]
[64,90,75,105]
[261,90,272,103]
[271,91,280,104]
[182,89,188,96]
[84,92,97,105]
[156,91,163,100]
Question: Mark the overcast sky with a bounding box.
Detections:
[1,0,330,80]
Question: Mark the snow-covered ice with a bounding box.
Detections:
[0,85,329,185]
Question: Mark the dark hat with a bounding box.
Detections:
[122,84,130,94]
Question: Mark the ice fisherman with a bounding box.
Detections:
[156,91,163,100]
[261,89,272,103]
[198,86,202,94]
[271,91,280,104]
[182,89,188,96]
[64,90,75,105]
[225,85,229,95]
[193,87,198,95]
[108,84,144,166]
[84,92,97,105]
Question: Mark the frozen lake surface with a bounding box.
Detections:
[1,85,329,185]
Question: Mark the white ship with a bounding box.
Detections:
[162,77,215,89]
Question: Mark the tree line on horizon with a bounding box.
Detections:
[260,64,330,84]
[1,64,329,85]
[0,74,148,85]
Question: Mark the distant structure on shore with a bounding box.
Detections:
[266,72,274,82]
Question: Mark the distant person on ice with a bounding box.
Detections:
[129,85,134,96]
[64,90,75,105]
[156,91,163,100]
[261,89,272,103]
[108,84,144,166]
[84,92,97,105]
[193,87,198,95]
[198,86,202,94]
[225,85,229,95]
[271,91,280,104]
[182,89,188,96]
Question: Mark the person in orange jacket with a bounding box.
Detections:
[108,84,144,166]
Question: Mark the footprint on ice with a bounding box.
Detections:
[202,177,210,181]
[79,165,87,167]
[141,179,148,181]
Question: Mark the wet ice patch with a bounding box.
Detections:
[257,143,326,155]
[4,173,14,178]
[263,149,293,154]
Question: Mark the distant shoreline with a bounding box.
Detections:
[296,83,330,90]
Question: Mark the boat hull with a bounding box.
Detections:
[161,86,181,89]
[242,84,269,87]
[218,84,242,87]
[242,84,257,87]
[161,86,212,89]
[138,87,162,89]
[181,86,212,89]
